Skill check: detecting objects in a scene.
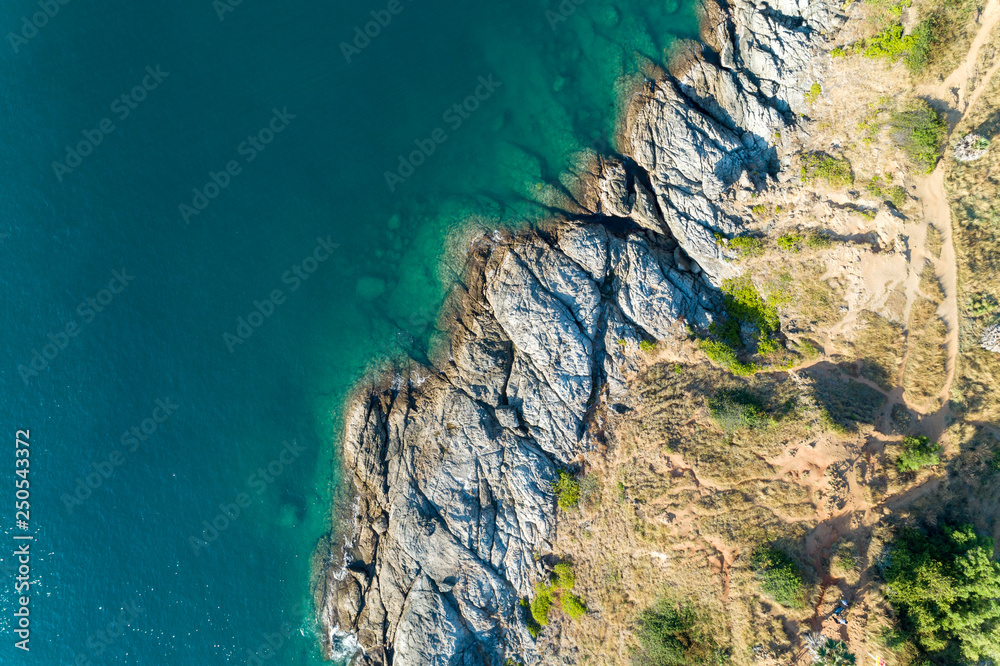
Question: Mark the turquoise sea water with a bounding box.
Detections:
[0,0,698,663]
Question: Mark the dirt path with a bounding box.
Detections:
[912,171,959,437]
[905,3,1000,436]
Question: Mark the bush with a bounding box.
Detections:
[552,470,581,510]
[751,547,805,607]
[634,601,729,666]
[699,339,760,376]
[800,152,854,187]
[815,639,857,665]
[866,176,907,207]
[639,340,657,353]
[890,101,947,173]
[777,234,802,252]
[561,594,587,620]
[530,584,553,627]
[896,435,941,472]
[722,276,780,341]
[708,389,773,433]
[861,21,933,73]
[885,524,1000,663]
[805,82,822,105]
[719,234,765,257]
[552,563,576,590]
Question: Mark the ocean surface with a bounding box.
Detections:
[0,0,698,663]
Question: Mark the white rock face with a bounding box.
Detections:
[981,323,1000,353]
[318,0,841,663]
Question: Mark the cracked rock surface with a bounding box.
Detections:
[316,0,840,663]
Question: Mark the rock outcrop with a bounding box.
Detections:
[316,0,839,663]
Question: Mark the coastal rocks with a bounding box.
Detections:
[981,322,1000,353]
[319,0,839,663]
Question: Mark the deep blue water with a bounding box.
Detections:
[0,0,698,663]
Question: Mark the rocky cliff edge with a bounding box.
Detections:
[316,0,841,663]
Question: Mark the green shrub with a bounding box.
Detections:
[800,152,854,187]
[896,435,941,472]
[815,639,857,665]
[530,584,553,627]
[968,292,999,317]
[552,470,581,510]
[865,175,905,205]
[751,204,769,216]
[804,82,822,104]
[552,563,576,590]
[777,234,802,252]
[699,340,759,376]
[830,46,848,57]
[708,389,773,432]
[890,100,947,173]
[722,276,780,339]
[885,524,1000,663]
[990,449,1000,472]
[751,547,805,608]
[561,594,587,620]
[634,601,729,666]
[639,340,657,353]
[724,234,765,257]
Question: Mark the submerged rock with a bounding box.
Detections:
[317,0,840,663]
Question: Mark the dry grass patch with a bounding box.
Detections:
[945,68,1000,422]
[918,260,945,303]
[903,298,950,409]
[852,310,906,390]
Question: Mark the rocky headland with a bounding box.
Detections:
[315,0,844,662]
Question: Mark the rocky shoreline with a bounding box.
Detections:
[314,0,842,663]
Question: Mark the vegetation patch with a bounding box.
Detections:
[800,152,854,187]
[890,100,947,173]
[530,583,553,628]
[700,276,786,375]
[884,524,1000,663]
[865,175,906,207]
[552,470,581,510]
[633,601,730,666]
[815,638,857,665]
[853,310,904,391]
[750,547,806,608]
[708,389,773,433]
[896,435,942,472]
[903,298,949,409]
[776,234,802,252]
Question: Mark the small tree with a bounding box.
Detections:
[815,639,856,665]
[885,525,1000,663]
[552,470,580,510]
[896,435,941,472]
